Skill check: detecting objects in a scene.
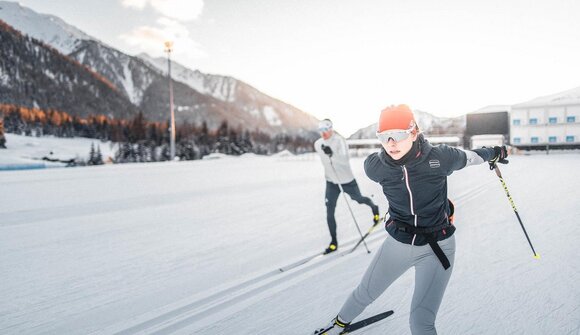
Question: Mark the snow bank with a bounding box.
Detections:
[0,133,117,170]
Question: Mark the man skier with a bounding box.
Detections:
[314,119,380,254]
[313,105,509,335]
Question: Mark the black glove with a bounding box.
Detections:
[321,144,333,157]
[489,145,509,170]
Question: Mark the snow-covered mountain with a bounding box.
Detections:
[0,20,139,119]
[69,40,159,105]
[513,86,580,108]
[0,1,91,54]
[138,53,237,103]
[138,53,319,134]
[0,1,319,136]
[349,109,466,139]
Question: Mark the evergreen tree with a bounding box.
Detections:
[0,118,6,148]
[95,145,104,165]
[216,120,230,154]
[88,142,96,165]
[129,112,147,143]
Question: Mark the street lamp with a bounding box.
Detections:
[164,41,176,160]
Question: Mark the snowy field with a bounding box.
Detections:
[0,149,579,334]
[0,133,117,170]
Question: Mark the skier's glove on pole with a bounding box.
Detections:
[489,145,509,170]
[321,144,333,157]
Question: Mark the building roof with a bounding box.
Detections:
[513,86,580,108]
[425,136,461,143]
[470,134,505,139]
[470,105,511,114]
[346,138,381,146]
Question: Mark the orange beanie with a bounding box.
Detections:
[377,104,417,132]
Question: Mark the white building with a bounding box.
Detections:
[510,87,580,149]
[470,134,505,149]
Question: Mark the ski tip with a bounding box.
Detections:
[533,253,541,260]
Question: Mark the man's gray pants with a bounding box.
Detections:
[338,235,456,335]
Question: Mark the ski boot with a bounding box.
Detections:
[324,242,338,254]
[372,205,380,225]
[313,316,349,335]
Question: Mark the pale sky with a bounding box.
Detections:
[16,0,580,136]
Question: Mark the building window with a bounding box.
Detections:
[567,116,576,123]
[513,137,521,144]
[531,137,539,144]
[529,118,538,125]
[549,136,557,143]
[512,119,521,126]
[549,117,557,124]
[566,135,575,142]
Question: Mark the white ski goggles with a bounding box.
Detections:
[318,125,332,132]
[375,128,414,143]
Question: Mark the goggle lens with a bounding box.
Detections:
[318,126,332,132]
[376,129,412,143]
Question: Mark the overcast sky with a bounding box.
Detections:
[16,0,580,135]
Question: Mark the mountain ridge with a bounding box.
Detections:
[0,1,319,136]
[349,109,466,139]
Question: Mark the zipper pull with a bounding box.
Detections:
[401,166,405,180]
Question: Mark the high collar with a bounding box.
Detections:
[381,133,426,166]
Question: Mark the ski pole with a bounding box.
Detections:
[328,159,371,254]
[348,212,389,254]
[492,164,540,259]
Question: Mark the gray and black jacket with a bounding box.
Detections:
[365,134,495,246]
[314,133,355,184]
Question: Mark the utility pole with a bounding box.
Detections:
[164,41,176,160]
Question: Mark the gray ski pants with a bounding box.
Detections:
[338,235,456,335]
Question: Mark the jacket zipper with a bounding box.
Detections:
[402,165,417,245]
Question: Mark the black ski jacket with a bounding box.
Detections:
[365,134,475,245]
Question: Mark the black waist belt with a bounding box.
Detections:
[394,221,452,270]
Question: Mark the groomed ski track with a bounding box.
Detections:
[96,182,497,335]
[2,154,579,335]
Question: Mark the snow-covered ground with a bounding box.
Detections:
[0,150,579,334]
[0,133,117,170]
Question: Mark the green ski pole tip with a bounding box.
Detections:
[533,253,541,260]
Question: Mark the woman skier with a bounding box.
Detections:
[313,104,508,335]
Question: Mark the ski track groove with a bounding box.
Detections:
[104,180,495,334]
[107,234,386,335]
[0,179,286,227]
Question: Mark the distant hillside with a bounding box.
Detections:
[349,109,466,139]
[0,1,319,136]
[0,20,139,120]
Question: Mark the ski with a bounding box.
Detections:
[280,215,389,272]
[344,310,394,333]
[278,253,325,272]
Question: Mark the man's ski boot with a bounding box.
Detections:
[372,205,380,225]
[324,242,338,254]
[313,316,349,334]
